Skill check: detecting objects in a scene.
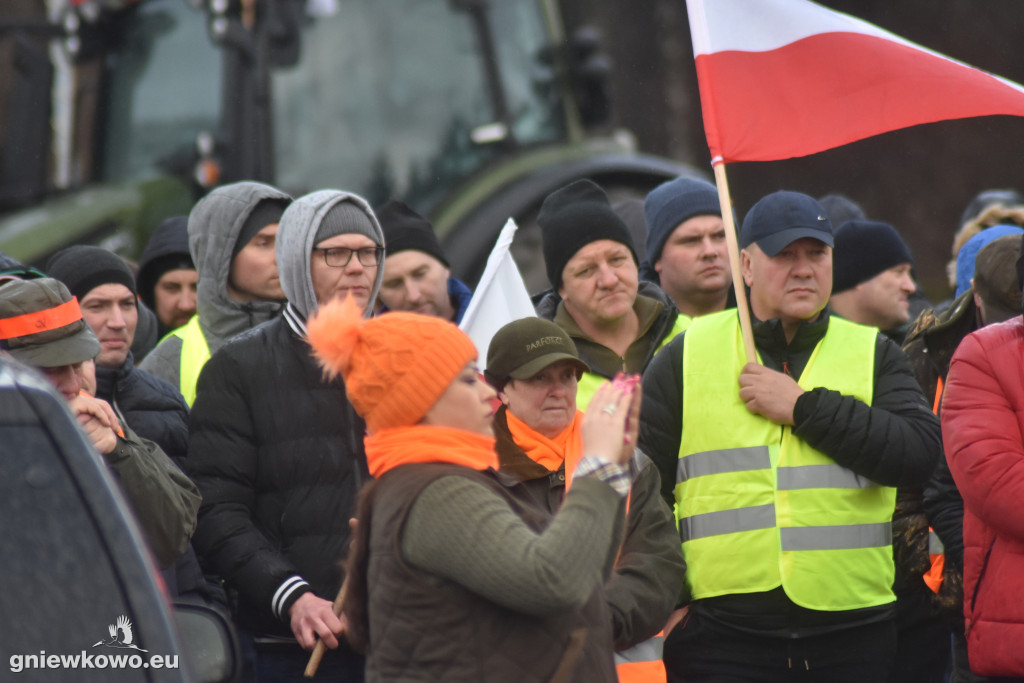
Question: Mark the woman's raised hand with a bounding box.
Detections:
[581,373,641,465]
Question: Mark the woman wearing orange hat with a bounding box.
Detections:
[307,297,639,683]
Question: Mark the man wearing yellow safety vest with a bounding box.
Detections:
[140,181,292,406]
[533,179,689,411]
[639,190,940,682]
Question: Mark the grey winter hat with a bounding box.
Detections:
[0,278,100,368]
[644,176,721,266]
[314,201,379,246]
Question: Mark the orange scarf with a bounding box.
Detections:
[505,409,585,488]
[364,425,498,478]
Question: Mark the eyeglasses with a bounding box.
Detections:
[313,246,383,268]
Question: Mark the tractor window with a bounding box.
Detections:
[100,0,221,182]
[271,0,563,209]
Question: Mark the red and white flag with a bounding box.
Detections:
[687,0,1024,164]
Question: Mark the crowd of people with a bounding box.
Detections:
[1,176,1023,683]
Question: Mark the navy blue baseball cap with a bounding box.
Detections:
[740,191,833,257]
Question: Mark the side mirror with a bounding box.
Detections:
[174,602,242,683]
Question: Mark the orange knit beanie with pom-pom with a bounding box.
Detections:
[306,296,478,433]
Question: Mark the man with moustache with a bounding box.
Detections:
[187,190,385,681]
[640,190,939,682]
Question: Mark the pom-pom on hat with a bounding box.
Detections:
[307,296,477,433]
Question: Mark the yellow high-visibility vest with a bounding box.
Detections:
[678,310,896,611]
[169,315,210,407]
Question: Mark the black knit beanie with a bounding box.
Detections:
[537,179,637,289]
[136,215,193,311]
[233,198,290,259]
[375,200,448,267]
[45,245,137,301]
[832,220,914,293]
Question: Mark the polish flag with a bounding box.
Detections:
[687,0,1024,164]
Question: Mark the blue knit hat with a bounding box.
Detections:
[955,224,1024,297]
[643,176,721,266]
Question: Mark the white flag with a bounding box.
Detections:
[459,218,537,369]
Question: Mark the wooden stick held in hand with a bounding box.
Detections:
[303,577,347,678]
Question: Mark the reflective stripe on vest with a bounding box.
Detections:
[614,633,666,683]
[170,315,211,407]
[576,312,691,411]
[678,310,896,611]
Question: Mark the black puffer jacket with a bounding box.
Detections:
[187,315,368,639]
[95,353,189,465]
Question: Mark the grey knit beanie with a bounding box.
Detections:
[644,177,721,265]
[315,201,379,246]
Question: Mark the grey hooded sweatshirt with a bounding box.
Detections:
[276,189,385,321]
[140,181,292,389]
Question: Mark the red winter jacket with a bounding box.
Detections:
[942,316,1024,677]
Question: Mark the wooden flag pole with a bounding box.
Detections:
[303,578,347,678]
[712,161,757,364]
